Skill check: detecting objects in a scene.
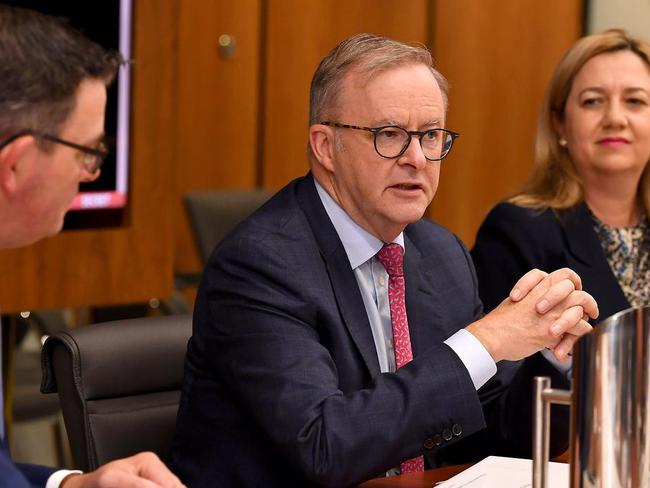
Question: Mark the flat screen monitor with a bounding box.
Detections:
[6,0,132,228]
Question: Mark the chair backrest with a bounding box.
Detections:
[184,189,271,263]
[41,314,192,471]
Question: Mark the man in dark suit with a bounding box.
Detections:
[171,33,598,487]
[0,6,184,488]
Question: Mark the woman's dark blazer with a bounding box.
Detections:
[471,202,630,321]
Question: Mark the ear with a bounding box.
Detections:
[309,124,337,173]
[0,135,35,196]
[551,111,566,142]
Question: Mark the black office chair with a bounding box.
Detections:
[184,189,271,264]
[40,314,191,471]
[9,310,70,465]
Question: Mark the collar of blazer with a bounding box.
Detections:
[297,173,380,376]
[558,203,609,268]
[558,202,630,321]
[296,172,450,374]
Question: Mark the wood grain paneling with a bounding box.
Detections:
[0,0,584,312]
[0,1,176,312]
[174,0,262,274]
[262,0,430,190]
[430,0,582,246]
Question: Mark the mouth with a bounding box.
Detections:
[598,137,629,146]
[390,183,424,192]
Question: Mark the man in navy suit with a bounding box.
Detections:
[0,6,184,488]
[171,34,598,486]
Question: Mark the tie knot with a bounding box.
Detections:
[377,243,404,277]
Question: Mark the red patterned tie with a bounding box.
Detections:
[377,243,425,474]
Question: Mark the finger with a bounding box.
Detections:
[560,290,599,321]
[563,318,593,338]
[130,452,186,488]
[113,474,159,488]
[553,330,586,362]
[546,267,583,291]
[536,278,576,314]
[84,470,160,488]
[549,305,584,337]
[578,291,599,321]
[509,268,548,301]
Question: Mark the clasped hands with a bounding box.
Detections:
[467,268,599,363]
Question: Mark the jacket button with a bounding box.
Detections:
[452,423,462,436]
[433,433,443,446]
[442,428,453,441]
[423,437,435,450]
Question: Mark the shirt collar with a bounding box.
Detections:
[314,178,404,270]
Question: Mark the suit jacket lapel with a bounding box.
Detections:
[560,204,630,319]
[295,174,380,376]
[561,204,607,266]
[403,232,443,358]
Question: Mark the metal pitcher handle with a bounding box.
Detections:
[532,376,572,488]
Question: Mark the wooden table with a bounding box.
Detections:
[357,464,471,487]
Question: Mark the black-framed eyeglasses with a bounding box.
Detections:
[0,129,109,173]
[321,121,460,161]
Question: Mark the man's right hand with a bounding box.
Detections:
[466,268,598,362]
[60,452,185,488]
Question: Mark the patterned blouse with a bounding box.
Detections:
[592,213,650,308]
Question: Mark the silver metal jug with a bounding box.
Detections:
[533,306,650,488]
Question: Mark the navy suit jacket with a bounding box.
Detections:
[471,202,630,320]
[0,438,55,488]
[171,175,568,487]
[0,323,56,488]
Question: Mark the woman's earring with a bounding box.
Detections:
[559,138,568,147]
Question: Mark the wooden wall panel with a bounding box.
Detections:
[0,1,176,312]
[262,0,430,190]
[0,0,585,312]
[174,0,262,274]
[429,0,582,246]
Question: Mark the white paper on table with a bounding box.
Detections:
[436,456,569,488]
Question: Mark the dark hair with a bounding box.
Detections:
[0,5,123,138]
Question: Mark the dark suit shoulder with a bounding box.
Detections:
[210,178,316,263]
[409,217,478,265]
[471,202,566,312]
[406,217,472,260]
[229,179,305,238]
[475,202,565,262]
[483,202,558,232]
[407,216,460,242]
[407,218,476,275]
[196,178,332,338]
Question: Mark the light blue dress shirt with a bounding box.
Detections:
[314,180,496,389]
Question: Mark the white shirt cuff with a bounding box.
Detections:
[444,329,497,390]
[46,469,83,488]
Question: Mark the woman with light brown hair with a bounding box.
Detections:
[472,29,650,320]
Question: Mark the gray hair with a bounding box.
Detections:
[309,33,448,125]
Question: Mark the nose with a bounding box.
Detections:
[602,99,627,129]
[398,135,428,169]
